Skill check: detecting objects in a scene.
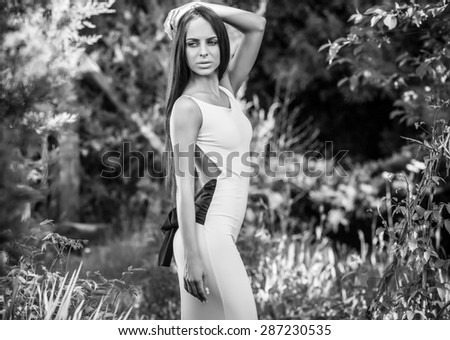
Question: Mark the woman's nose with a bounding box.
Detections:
[199,43,208,57]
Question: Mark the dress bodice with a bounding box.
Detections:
[176,85,253,182]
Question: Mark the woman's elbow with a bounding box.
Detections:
[257,16,266,31]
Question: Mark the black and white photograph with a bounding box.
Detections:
[1,0,450,327]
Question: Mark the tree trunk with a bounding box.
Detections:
[58,122,80,222]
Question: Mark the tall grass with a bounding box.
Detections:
[1,234,139,320]
[238,225,388,320]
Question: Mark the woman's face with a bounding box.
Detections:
[185,17,220,77]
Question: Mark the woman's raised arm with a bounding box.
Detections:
[164,1,266,95]
[199,2,266,95]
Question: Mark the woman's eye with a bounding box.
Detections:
[208,40,218,45]
[187,42,198,47]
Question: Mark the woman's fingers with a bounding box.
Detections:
[163,10,171,31]
[187,278,204,302]
[185,279,196,298]
[184,277,208,303]
[164,3,200,40]
[163,9,176,39]
[184,277,198,299]
[203,272,210,295]
[191,280,202,301]
[195,279,208,303]
[184,277,190,295]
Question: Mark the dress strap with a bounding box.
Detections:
[218,85,235,101]
[179,94,206,111]
[180,94,200,103]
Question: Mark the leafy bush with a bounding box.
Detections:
[0,0,144,320]
[368,105,450,320]
[1,230,140,320]
[321,0,450,125]
[322,1,450,319]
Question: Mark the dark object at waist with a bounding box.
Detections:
[158,179,217,267]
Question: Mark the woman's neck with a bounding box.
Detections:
[187,73,221,95]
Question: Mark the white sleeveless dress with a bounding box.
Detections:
[171,85,258,320]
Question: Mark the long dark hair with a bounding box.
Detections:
[163,5,230,206]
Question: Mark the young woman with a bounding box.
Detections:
[160,1,265,320]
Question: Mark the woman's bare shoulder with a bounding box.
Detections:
[170,95,202,130]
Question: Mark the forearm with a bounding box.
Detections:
[176,186,201,260]
[199,2,266,33]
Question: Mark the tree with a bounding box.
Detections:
[0,0,114,253]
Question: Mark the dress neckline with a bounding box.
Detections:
[183,86,232,111]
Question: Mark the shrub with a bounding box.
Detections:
[1,230,140,320]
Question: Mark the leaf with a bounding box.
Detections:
[353,45,364,56]
[328,43,342,64]
[444,220,450,234]
[82,20,96,29]
[435,259,445,268]
[424,250,431,262]
[349,74,359,91]
[444,260,450,271]
[390,110,405,119]
[394,2,408,10]
[427,5,448,17]
[348,13,364,24]
[415,206,425,217]
[318,42,331,53]
[356,273,368,286]
[337,77,349,87]
[431,176,441,185]
[40,219,55,226]
[406,310,414,320]
[415,60,432,79]
[371,15,382,27]
[383,15,397,30]
[433,209,441,222]
[437,286,447,300]
[376,227,385,236]
[111,279,127,289]
[341,271,357,281]
[408,239,418,251]
[130,267,147,272]
[445,204,450,215]
[364,7,385,15]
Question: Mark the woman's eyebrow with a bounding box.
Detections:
[186,36,218,41]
